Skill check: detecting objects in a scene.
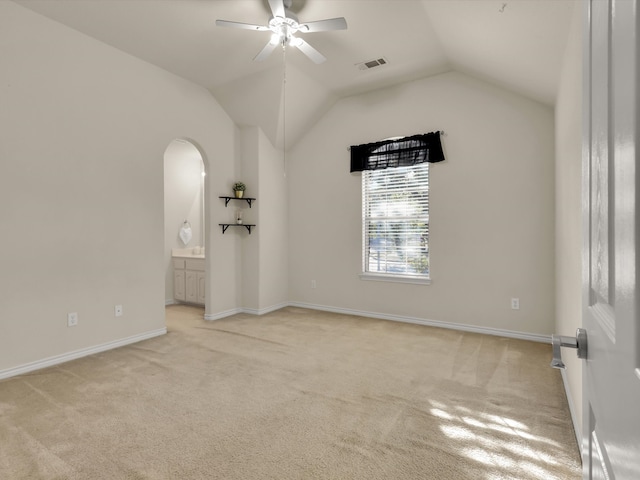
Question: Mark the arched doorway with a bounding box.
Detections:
[163,138,207,308]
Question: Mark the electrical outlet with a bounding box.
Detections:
[311,280,316,289]
[67,312,78,327]
[115,305,123,317]
[511,298,520,310]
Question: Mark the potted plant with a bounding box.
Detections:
[232,182,246,198]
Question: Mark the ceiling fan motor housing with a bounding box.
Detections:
[269,15,301,44]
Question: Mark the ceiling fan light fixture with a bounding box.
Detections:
[269,33,281,45]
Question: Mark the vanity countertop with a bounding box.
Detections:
[172,248,205,259]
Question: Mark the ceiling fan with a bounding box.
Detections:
[215,0,347,64]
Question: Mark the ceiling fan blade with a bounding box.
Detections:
[294,38,326,64]
[299,17,347,33]
[215,19,269,31]
[254,41,279,62]
[268,0,286,18]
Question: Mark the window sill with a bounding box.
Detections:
[359,273,431,285]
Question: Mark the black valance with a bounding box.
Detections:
[350,132,445,173]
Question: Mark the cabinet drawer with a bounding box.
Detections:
[173,258,186,270]
[185,259,205,271]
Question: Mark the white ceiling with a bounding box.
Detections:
[15,0,577,148]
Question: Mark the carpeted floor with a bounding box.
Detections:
[0,305,581,479]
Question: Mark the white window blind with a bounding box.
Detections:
[362,164,429,279]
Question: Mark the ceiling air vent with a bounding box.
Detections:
[356,57,388,71]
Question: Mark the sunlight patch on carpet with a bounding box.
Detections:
[432,399,567,479]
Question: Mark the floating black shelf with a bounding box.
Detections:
[219,196,256,208]
[219,223,256,234]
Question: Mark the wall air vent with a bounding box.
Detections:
[356,57,388,71]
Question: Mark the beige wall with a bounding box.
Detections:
[554,2,583,443]
[288,71,556,336]
[0,2,239,373]
[257,128,289,310]
[239,127,289,313]
[240,127,260,311]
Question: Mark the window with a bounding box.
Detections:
[351,131,443,284]
[362,163,430,283]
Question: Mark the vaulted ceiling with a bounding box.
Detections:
[16,0,577,148]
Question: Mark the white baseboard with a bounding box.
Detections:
[287,301,551,344]
[165,299,177,306]
[560,368,583,456]
[243,302,289,316]
[204,307,244,321]
[204,302,289,321]
[0,328,167,381]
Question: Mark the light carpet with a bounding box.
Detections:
[0,305,581,479]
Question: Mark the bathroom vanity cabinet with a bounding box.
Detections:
[173,257,205,305]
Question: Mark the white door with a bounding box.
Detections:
[582,0,640,478]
